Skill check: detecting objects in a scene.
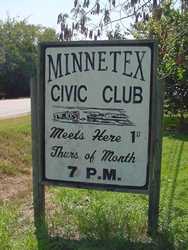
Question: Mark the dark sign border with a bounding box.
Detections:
[39,40,157,194]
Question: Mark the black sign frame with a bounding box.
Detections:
[31,40,163,237]
[38,40,158,194]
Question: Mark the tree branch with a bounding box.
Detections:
[103,0,152,27]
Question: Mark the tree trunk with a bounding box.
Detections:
[182,0,188,13]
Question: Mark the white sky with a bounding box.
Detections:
[0,0,181,37]
[0,0,73,31]
[0,0,132,36]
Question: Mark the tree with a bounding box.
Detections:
[132,3,188,129]
[57,0,163,41]
[182,0,188,13]
[0,17,58,98]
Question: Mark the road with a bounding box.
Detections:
[0,98,31,119]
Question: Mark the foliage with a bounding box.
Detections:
[132,3,188,126]
[57,0,157,41]
[0,17,57,98]
[0,202,38,250]
[0,116,31,175]
[0,203,17,249]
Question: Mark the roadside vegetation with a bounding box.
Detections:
[0,18,58,99]
[0,116,31,175]
[0,116,187,250]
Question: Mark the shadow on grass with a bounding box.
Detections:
[163,131,188,141]
[162,130,186,221]
[166,140,184,225]
[35,232,175,250]
[160,131,186,228]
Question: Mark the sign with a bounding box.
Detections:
[41,41,155,192]
[32,40,163,236]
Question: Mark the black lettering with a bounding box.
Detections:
[61,85,64,102]
[98,51,108,71]
[123,51,133,77]
[78,85,87,102]
[86,168,97,178]
[50,146,79,159]
[50,127,63,138]
[92,129,122,142]
[101,150,114,161]
[127,152,136,163]
[122,86,132,103]
[133,51,146,81]
[65,85,74,102]
[51,85,60,101]
[103,168,116,180]
[133,87,143,103]
[92,129,106,141]
[68,166,77,177]
[114,86,121,103]
[84,52,95,71]
[48,53,63,82]
[72,52,82,73]
[50,146,60,157]
[110,51,121,72]
[102,85,113,103]
[101,150,135,163]
[64,53,71,75]
[50,127,85,140]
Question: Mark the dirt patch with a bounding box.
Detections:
[0,172,32,201]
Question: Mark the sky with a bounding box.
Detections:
[0,0,127,39]
[0,0,181,38]
[0,0,73,31]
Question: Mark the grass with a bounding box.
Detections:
[0,116,188,249]
[0,202,17,249]
[0,116,31,175]
[0,201,38,250]
[163,114,188,133]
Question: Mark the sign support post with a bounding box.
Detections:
[31,76,46,246]
[148,42,164,235]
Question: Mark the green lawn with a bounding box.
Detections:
[0,116,187,250]
[0,116,31,175]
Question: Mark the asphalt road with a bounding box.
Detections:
[0,98,31,119]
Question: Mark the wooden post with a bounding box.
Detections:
[148,43,164,235]
[31,76,47,247]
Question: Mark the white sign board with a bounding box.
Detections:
[43,41,154,191]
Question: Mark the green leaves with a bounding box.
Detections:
[133,4,188,118]
[0,17,57,98]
